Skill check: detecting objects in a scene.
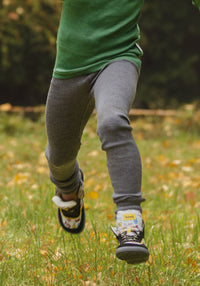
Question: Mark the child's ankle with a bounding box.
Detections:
[62,191,78,201]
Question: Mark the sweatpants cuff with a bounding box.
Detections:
[113,193,145,213]
[50,166,81,194]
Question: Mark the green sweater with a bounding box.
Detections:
[53,0,144,79]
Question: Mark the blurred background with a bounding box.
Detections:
[0,0,199,108]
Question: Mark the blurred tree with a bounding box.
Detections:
[0,0,199,107]
[0,0,61,105]
[136,0,200,108]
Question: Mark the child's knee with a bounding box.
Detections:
[97,114,132,146]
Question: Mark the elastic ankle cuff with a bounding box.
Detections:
[116,205,142,213]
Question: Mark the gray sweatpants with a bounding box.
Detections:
[45,60,145,212]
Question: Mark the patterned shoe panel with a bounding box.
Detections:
[58,201,85,234]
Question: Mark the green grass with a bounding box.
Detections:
[0,105,200,285]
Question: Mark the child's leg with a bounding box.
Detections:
[45,76,95,195]
[92,60,145,212]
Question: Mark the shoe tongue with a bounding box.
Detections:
[116,210,143,232]
[52,196,77,209]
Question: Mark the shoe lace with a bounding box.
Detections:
[119,230,142,244]
[111,226,144,244]
[61,200,81,218]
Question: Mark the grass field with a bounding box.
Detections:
[0,105,200,285]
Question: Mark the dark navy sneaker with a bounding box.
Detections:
[111,210,149,264]
[52,173,85,234]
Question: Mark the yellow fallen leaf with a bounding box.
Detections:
[188,158,198,164]
[84,281,97,286]
[6,151,14,158]
[8,172,29,186]
[175,118,182,125]
[168,172,176,179]
[88,151,99,157]
[107,214,113,220]
[158,155,168,165]
[31,184,39,190]
[136,132,144,140]
[36,167,48,174]
[94,184,101,192]
[148,255,153,265]
[1,220,7,227]
[38,152,47,165]
[84,203,90,210]
[182,166,193,172]
[87,191,98,200]
[182,179,194,187]
[162,140,170,147]
[169,160,181,167]
[40,250,48,257]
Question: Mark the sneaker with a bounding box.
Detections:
[111,209,149,264]
[52,172,85,234]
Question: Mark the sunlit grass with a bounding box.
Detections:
[0,106,200,285]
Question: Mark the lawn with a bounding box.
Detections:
[0,105,200,285]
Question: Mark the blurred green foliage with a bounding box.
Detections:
[137,0,200,108]
[0,0,61,105]
[192,0,200,11]
[0,0,199,107]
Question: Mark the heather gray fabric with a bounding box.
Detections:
[45,60,145,211]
